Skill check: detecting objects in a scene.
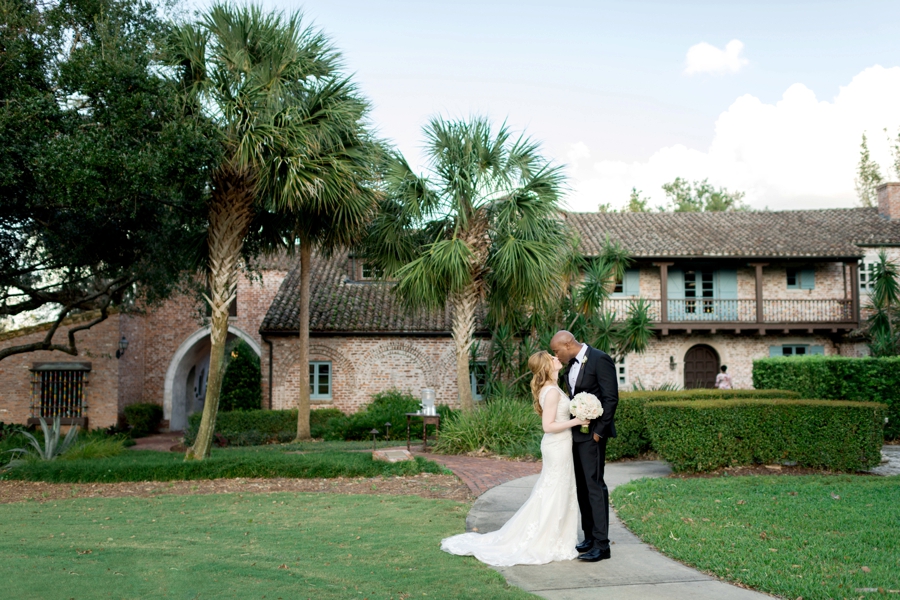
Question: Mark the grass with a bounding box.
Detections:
[612,475,900,599]
[0,492,534,600]
[1,446,449,483]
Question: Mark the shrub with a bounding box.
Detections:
[3,417,79,468]
[220,340,262,412]
[434,396,542,458]
[645,399,886,473]
[184,407,346,446]
[315,390,455,442]
[123,403,163,437]
[753,355,900,439]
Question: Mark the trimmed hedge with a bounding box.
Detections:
[607,389,802,461]
[184,408,341,446]
[645,399,886,473]
[753,355,900,439]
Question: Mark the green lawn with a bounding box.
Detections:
[612,475,900,599]
[0,492,532,600]
[2,446,449,483]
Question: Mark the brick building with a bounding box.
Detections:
[2,184,900,431]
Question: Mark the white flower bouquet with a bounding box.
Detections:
[570,392,603,433]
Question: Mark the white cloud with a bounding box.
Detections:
[684,39,749,76]
[564,66,900,212]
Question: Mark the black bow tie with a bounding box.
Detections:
[567,358,578,367]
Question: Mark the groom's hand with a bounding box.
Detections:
[593,433,601,442]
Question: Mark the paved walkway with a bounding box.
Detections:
[413,450,542,497]
[466,460,771,600]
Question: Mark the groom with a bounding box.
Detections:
[550,330,618,562]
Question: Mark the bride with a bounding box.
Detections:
[440,351,586,566]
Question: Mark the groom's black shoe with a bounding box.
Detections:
[575,540,594,553]
[577,546,611,562]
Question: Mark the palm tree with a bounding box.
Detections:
[867,250,900,356]
[363,117,568,411]
[167,4,376,458]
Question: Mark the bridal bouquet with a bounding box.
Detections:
[570,392,603,434]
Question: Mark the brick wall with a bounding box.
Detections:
[269,335,459,413]
[621,332,840,391]
[0,314,122,428]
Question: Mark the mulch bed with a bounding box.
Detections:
[0,473,473,505]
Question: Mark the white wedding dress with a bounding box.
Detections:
[440,385,579,566]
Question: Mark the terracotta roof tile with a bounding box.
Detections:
[262,208,900,333]
[261,251,471,334]
[564,208,900,258]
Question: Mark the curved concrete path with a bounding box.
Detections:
[466,460,771,600]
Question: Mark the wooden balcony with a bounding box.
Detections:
[602,298,858,334]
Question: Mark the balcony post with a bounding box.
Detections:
[653,262,674,329]
[848,261,860,323]
[748,263,768,325]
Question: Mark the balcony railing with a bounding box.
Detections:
[603,298,855,324]
[762,299,853,322]
[602,298,661,321]
[667,299,757,322]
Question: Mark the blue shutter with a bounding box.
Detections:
[809,345,825,355]
[667,269,685,299]
[800,268,815,290]
[769,346,781,357]
[623,268,640,296]
[717,269,738,299]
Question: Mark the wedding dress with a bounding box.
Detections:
[440,385,579,566]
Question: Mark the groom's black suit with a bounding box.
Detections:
[563,345,618,553]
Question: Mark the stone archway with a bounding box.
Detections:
[683,344,719,389]
[163,326,260,431]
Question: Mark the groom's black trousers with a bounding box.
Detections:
[573,437,609,550]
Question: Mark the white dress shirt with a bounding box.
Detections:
[568,344,589,393]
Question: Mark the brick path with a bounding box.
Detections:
[411,448,542,497]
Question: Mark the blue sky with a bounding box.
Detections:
[192,0,900,210]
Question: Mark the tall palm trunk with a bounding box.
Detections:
[186,169,254,460]
[451,283,479,411]
[295,237,312,440]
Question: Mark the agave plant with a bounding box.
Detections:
[4,417,79,468]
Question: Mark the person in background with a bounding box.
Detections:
[715,365,733,390]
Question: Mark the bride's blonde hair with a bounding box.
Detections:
[529,351,555,416]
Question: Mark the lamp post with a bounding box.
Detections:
[370,428,379,452]
[384,422,392,440]
[116,336,129,359]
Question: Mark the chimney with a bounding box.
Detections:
[877,182,900,220]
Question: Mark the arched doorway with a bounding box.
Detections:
[163,326,260,431]
[683,344,719,389]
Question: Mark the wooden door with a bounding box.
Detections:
[683,344,719,389]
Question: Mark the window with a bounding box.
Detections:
[309,362,332,399]
[859,259,877,293]
[616,357,627,386]
[786,268,815,290]
[470,362,488,401]
[770,344,824,357]
[361,263,383,280]
[30,363,89,423]
[612,269,640,297]
[684,270,715,313]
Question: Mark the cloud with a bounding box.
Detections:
[564,66,900,212]
[684,39,749,75]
